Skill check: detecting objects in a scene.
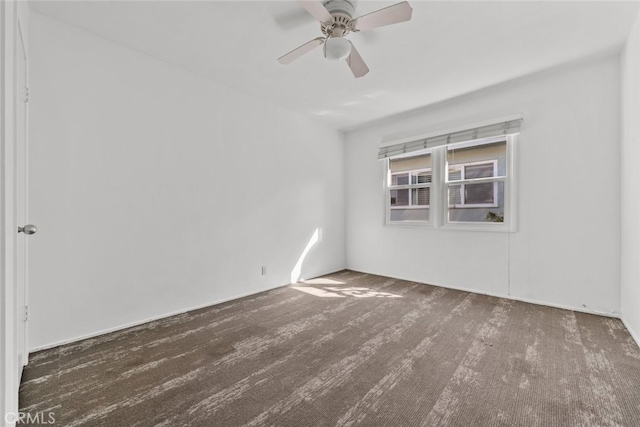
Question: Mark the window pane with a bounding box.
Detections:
[465,182,494,204]
[449,185,462,205]
[448,140,507,178]
[448,168,462,182]
[392,173,409,186]
[390,153,431,173]
[390,189,409,206]
[412,171,432,184]
[449,182,505,223]
[390,208,429,222]
[465,163,494,179]
[412,187,430,206]
[388,153,432,223]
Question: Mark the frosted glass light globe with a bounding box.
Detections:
[324,37,352,61]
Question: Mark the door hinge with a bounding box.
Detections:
[24,305,29,322]
[25,87,30,103]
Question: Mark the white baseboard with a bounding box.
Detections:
[346,268,621,318]
[504,294,620,318]
[30,281,290,353]
[621,317,640,349]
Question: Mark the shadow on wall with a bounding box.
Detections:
[290,228,321,284]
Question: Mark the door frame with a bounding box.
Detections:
[2,1,29,423]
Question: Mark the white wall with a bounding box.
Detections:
[346,55,621,315]
[28,13,345,350]
[621,12,640,345]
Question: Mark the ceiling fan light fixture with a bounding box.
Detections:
[324,37,351,61]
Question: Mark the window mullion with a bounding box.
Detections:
[431,146,445,227]
[506,135,517,231]
[460,166,465,206]
[385,158,390,224]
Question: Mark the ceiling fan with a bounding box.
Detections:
[278,0,413,78]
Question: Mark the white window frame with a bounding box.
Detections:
[447,160,499,208]
[383,135,517,232]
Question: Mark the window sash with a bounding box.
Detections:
[447,181,499,208]
[447,160,502,182]
[390,169,431,187]
[389,189,431,209]
[446,159,501,208]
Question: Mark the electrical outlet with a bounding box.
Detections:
[261,266,267,276]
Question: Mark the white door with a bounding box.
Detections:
[2,1,31,418]
[16,15,31,372]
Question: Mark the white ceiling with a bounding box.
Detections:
[31,1,640,130]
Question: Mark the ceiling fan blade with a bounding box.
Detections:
[353,1,413,31]
[278,37,325,65]
[346,42,369,78]
[297,0,333,23]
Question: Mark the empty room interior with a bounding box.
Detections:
[2,0,640,425]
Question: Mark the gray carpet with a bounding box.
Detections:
[19,270,640,426]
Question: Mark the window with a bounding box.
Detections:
[446,139,507,224]
[388,154,431,222]
[384,135,516,230]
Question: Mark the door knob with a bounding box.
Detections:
[18,224,37,235]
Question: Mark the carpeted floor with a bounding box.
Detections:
[19,270,640,426]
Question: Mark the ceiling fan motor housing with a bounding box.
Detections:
[322,0,356,37]
[324,0,355,18]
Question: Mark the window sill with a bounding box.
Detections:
[385,221,434,227]
[384,221,516,232]
[440,222,515,233]
[449,204,499,209]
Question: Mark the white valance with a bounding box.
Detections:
[378,117,522,160]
